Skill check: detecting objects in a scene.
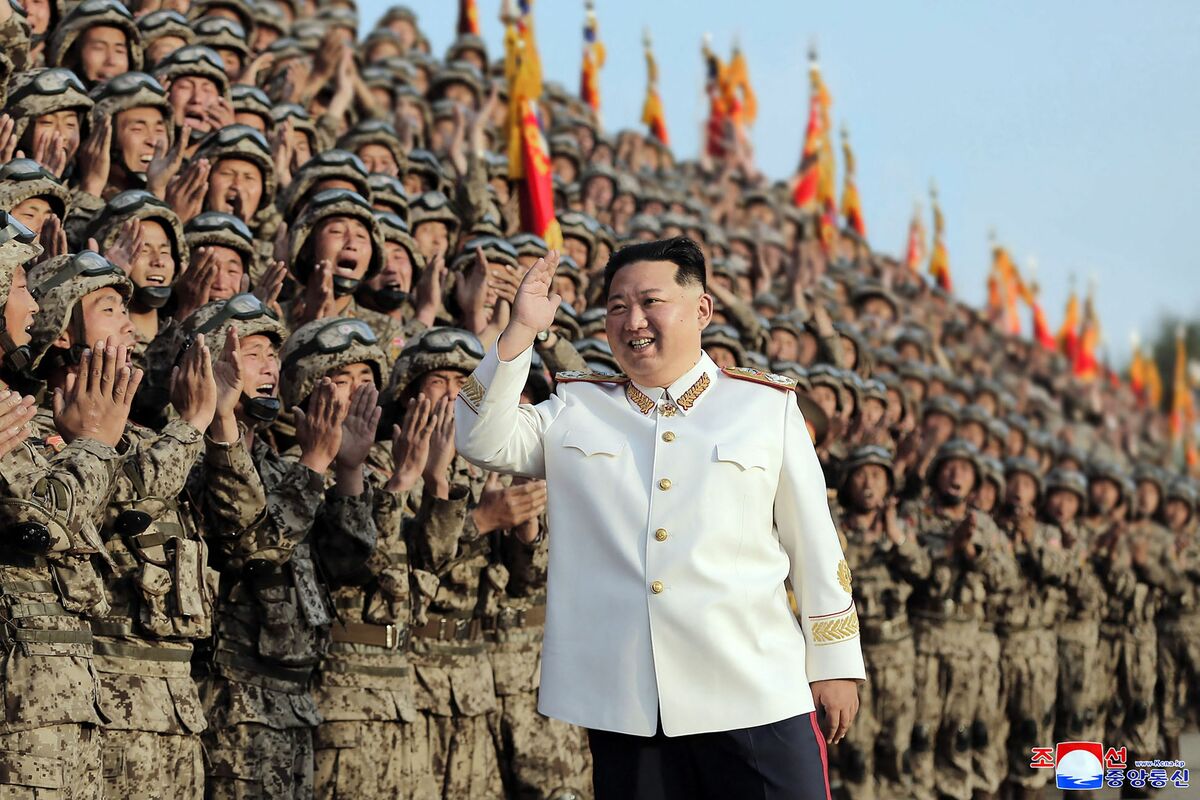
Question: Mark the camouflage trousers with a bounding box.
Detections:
[495,690,592,800]
[833,634,916,800]
[97,729,202,800]
[314,718,437,800]
[205,723,313,799]
[420,711,504,800]
[0,723,100,800]
[1098,623,1159,756]
[972,629,1006,795]
[999,627,1057,790]
[911,620,981,800]
[1157,614,1200,742]
[1056,619,1104,743]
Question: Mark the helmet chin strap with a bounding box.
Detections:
[0,331,30,372]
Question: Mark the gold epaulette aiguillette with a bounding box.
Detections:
[555,371,630,385]
[720,366,797,392]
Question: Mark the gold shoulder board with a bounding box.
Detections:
[720,366,797,392]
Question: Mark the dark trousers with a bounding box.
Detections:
[588,711,831,800]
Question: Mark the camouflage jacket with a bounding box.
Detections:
[405,456,497,718]
[991,514,1071,632]
[900,500,1019,625]
[834,507,930,641]
[206,436,374,731]
[0,431,121,732]
[1050,521,1105,624]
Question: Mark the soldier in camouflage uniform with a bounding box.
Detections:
[200,306,381,799]
[354,211,431,362]
[384,327,506,800]
[285,189,406,351]
[1040,468,1106,754]
[0,214,133,799]
[831,445,929,800]
[901,438,1018,800]
[1158,478,1200,760]
[5,67,93,181]
[0,158,72,237]
[307,323,450,800]
[23,250,256,799]
[993,457,1067,800]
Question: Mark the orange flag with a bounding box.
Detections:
[927,184,952,292]
[641,30,669,145]
[579,0,604,117]
[1146,354,1164,409]
[1057,286,1079,362]
[1130,337,1147,403]
[725,42,757,128]
[503,0,561,247]
[903,202,925,275]
[1073,286,1100,380]
[840,126,866,238]
[791,74,823,209]
[458,0,480,35]
[1171,326,1193,438]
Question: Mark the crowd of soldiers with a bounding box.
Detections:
[0,0,1189,799]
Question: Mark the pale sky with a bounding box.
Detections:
[360,1,1200,362]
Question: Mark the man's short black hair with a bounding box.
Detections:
[602,236,707,300]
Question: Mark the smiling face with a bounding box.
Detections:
[4,265,39,348]
[604,260,712,388]
[206,157,264,222]
[54,286,135,351]
[11,197,55,235]
[207,244,245,301]
[30,110,82,170]
[311,216,372,282]
[356,143,399,177]
[128,219,175,291]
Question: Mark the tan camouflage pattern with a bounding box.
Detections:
[46,5,143,75]
[385,328,481,410]
[1052,520,1105,744]
[194,127,277,220]
[25,254,133,371]
[6,69,93,144]
[86,194,189,272]
[98,728,202,800]
[204,719,313,800]
[0,723,100,799]
[278,316,390,411]
[286,192,385,284]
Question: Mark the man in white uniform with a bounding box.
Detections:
[455,237,864,799]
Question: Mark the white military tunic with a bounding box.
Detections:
[455,345,865,736]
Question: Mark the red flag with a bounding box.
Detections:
[1057,288,1079,362]
[579,1,604,116]
[504,0,561,247]
[1073,288,1100,380]
[1031,300,1055,351]
[791,86,822,208]
[458,0,480,35]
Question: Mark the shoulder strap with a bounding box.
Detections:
[555,370,630,385]
[720,366,797,392]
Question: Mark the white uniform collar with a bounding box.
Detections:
[625,352,719,417]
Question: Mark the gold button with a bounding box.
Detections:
[660,404,677,417]
[661,431,676,443]
[655,528,668,542]
[651,580,664,594]
[658,478,672,491]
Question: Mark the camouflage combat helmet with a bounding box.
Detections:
[280,316,389,411]
[230,85,273,134]
[280,149,372,219]
[315,6,358,38]
[980,455,1006,496]
[577,306,605,339]
[445,33,487,66]
[842,444,896,488]
[1132,462,1168,498]
[376,212,424,270]
[551,300,582,341]
[1043,468,1088,502]
[408,190,459,233]
[509,232,549,260]
[26,251,132,371]
[336,119,406,171]
[1003,456,1044,496]
[193,17,250,67]
[269,104,321,155]
[180,293,286,362]
[385,327,484,408]
[367,173,410,218]
[451,235,517,271]
[155,46,231,99]
[701,324,746,367]
[88,71,174,150]
[47,0,144,77]
[0,213,43,370]
[184,212,255,272]
[1165,477,1198,516]
[87,189,188,267]
[250,0,287,37]
[923,395,963,424]
[928,438,983,487]
[573,337,619,374]
[287,189,385,285]
[404,149,446,192]
[0,159,72,220]
[557,210,597,267]
[428,60,484,105]
[6,68,94,145]
[194,125,277,217]
[1086,459,1130,506]
[554,254,584,291]
[189,0,257,34]
[137,10,195,53]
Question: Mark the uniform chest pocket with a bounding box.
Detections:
[713,442,770,471]
[561,428,626,458]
